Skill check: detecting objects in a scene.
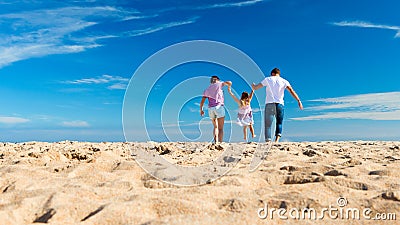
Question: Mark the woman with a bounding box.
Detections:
[199,76,232,143]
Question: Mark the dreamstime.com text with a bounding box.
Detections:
[257,197,397,221]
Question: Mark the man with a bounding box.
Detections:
[252,68,303,142]
[200,76,232,143]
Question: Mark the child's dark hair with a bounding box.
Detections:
[240,92,249,100]
[240,92,250,107]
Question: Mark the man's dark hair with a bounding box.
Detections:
[271,68,280,75]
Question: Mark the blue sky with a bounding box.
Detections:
[1,0,399,142]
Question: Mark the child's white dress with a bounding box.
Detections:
[237,104,254,126]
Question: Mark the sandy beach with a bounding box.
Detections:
[0,141,399,224]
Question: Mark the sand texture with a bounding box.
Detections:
[0,141,399,224]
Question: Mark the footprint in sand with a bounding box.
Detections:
[284,172,325,184]
[330,178,375,191]
[217,198,246,212]
[379,191,400,202]
[141,174,175,189]
[368,170,391,176]
[341,159,362,167]
[324,169,347,177]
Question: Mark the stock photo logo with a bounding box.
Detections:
[122,40,273,186]
[258,197,397,221]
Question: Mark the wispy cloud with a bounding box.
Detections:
[0,6,133,68]
[0,5,196,68]
[65,75,128,84]
[0,116,30,124]
[161,119,238,128]
[188,107,198,113]
[196,0,266,9]
[332,20,400,38]
[292,92,400,121]
[64,75,129,90]
[107,83,127,90]
[0,1,267,68]
[252,108,262,113]
[121,14,158,21]
[292,111,400,121]
[0,43,100,68]
[61,120,90,127]
[125,18,198,37]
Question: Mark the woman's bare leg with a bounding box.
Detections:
[217,117,225,143]
[211,119,218,143]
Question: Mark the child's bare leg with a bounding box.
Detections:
[243,126,248,141]
[249,124,255,138]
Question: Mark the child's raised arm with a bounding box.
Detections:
[227,86,241,105]
[249,89,254,101]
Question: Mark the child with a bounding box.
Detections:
[227,85,256,142]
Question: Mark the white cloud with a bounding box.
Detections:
[125,18,198,37]
[0,6,132,67]
[121,14,158,21]
[162,119,238,128]
[0,43,100,68]
[197,0,266,9]
[1,6,133,24]
[292,92,400,121]
[332,20,400,38]
[0,5,196,68]
[65,74,129,85]
[64,74,129,91]
[107,83,127,90]
[292,110,400,121]
[0,1,267,68]
[103,102,121,105]
[188,107,198,113]
[252,107,263,113]
[61,120,90,127]
[306,92,400,111]
[0,116,29,124]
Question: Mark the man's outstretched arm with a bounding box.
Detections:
[286,86,303,110]
[251,83,263,90]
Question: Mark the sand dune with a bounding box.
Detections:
[0,141,399,224]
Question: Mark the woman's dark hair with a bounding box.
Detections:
[210,75,220,83]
